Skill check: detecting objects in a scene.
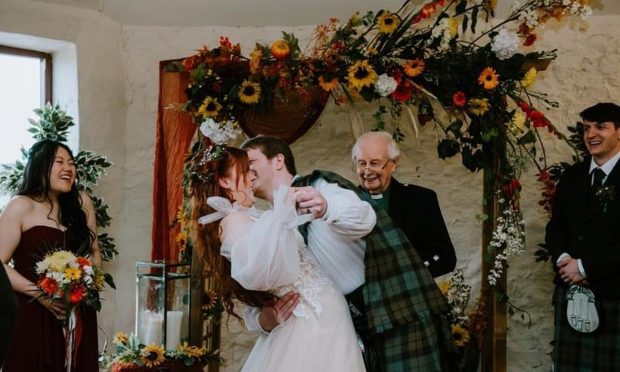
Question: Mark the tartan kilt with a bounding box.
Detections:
[373,312,458,372]
[553,285,620,372]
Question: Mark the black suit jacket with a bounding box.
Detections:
[387,178,457,277]
[0,263,16,366]
[546,158,620,298]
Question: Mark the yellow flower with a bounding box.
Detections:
[403,58,425,78]
[64,267,82,281]
[469,98,490,116]
[484,0,498,10]
[238,80,261,104]
[318,75,340,91]
[438,281,450,296]
[448,18,459,38]
[510,110,527,133]
[47,250,77,271]
[249,48,263,74]
[113,332,128,345]
[141,344,165,368]
[176,230,188,246]
[177,342,205,358]
[478,67,499,90]
[377,11,400,33]
[176,206,186,226]
[521,67,537,88]
[203,289,219,311]
[452,324,471,348]
[347,60,378,90]
[93,272,106,290]
[197,97,221,118]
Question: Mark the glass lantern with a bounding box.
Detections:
[135,261,191,350]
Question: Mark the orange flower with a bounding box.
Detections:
[478,67,499,90]
[39,277,59,295]
[404,59,425,78]
[318,75,339,91]
[76,257,92,267]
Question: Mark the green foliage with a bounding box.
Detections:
[0,104,117,261]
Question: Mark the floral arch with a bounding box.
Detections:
[165,0,593,370]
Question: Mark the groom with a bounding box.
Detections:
[241,135,456,372]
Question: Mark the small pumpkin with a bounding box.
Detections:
[270,39,291,60]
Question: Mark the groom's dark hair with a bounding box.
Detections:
[241,135,298,175]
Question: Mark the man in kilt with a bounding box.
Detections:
[241,135,457,372]
[546,102,620,371]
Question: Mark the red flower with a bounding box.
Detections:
[517,101,530,113]
[420,3,437,19]
[524,33,537,46]
[181,55,201,72]
[39,277,59,296]
[502,178,522,199]
[219,36,232,49]
[69,284,86,304]
[452,91,467,107]
[528,110,547,127]
[391,79,413,102]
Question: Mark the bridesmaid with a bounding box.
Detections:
[0,140,101,372]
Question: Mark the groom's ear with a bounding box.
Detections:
[272,154,285,171]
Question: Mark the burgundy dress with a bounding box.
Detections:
[3,226,99,372]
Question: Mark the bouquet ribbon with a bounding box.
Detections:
[64,306,84,372]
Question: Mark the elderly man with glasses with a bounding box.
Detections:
[352,131,457,278]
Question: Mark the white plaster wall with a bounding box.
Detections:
[1,1,619,370]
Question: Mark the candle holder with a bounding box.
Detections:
[135,261,191,350]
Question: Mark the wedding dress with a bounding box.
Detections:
[204,186,365,372]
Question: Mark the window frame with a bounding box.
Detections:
[0,44,52,104]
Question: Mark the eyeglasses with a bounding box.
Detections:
[355,159,391,171]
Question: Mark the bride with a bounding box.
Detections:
[188,142,365,372]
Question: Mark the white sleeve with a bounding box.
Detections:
[242,306,269,334]
[314,178,376,238]
[220,187,302,291]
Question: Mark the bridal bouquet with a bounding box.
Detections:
[35,250,114,311]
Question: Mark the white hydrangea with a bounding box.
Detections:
[199,118,241,145]
[374,74,398,97]
[491,28,521,60]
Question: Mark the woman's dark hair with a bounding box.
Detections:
[18,140,94,250]
[188,141,274,320]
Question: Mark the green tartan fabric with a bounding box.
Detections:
[553,286,620,372]
[294,170,457,371]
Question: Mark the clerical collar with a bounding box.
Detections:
[370,193,383,199]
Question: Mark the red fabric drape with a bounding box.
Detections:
[151,63,195,261]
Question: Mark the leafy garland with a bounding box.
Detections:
[0,104,117,261]
[179,0,591,288]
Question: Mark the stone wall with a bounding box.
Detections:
[1,2,619,370]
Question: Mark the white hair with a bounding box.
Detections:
[351,131,400,161]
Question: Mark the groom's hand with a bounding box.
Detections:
[294,186,328,218]
[259,291,300,332]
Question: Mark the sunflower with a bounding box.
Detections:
[468,98,490,116]
[403,58,425,78]
[176,230,188,246]
[521,67,537,88]
[113,332,128,345]
[202,289,219,311]
[177,342,206,358]
[451,324,471,348]
[510,110,527,133]
[141,344,165,368]
[197,97,221,118]
[318,75,339,91]
[478,67,499,90]
[377,11,400,33]
[347,60,378,90]
[238,80,261,104]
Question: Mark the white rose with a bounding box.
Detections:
[374,74,398,96]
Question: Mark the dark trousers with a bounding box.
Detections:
[0,264,17,367]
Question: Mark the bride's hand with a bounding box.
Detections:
[259,291,300,332]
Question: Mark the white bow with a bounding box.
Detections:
[198,197,237,225]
